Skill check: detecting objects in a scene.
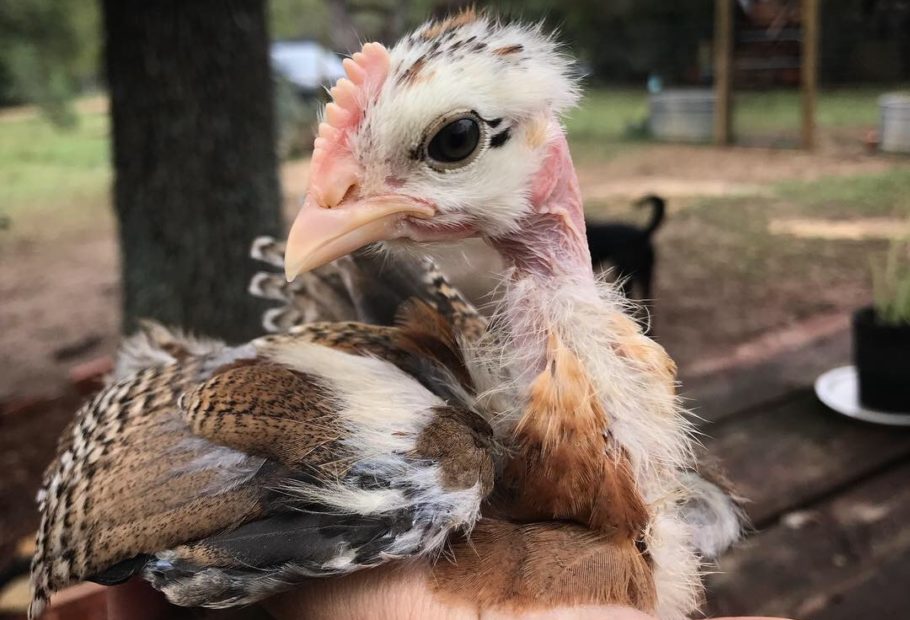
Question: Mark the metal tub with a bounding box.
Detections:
[649,89,715,143]
[880,93,910,154]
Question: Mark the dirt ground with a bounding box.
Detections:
[1,134,908,572]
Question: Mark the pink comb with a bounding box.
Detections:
[310,42,390,208]
[313,43,389,168]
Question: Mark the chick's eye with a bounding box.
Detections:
[426,115,482,169]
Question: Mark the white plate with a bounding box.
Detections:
[815,366,910,426]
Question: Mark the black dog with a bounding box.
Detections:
[585,194,665,305]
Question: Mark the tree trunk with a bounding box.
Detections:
[103,0,283,343]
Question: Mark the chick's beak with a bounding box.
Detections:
[284,193,435,281]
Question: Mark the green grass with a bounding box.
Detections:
[566,88,649,142]
[733,90,802,134]
[815,87,904,128]
[775,167,910,219]
[738,86,899,131]
[672,164,910,289]
[0,106,111,234]
[567,85,908,144]
[565,88,649,162]
[732,88,893,134]
[674,189,891,292]
[680,167,910,232]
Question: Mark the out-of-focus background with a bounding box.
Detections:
[1,1,909,618]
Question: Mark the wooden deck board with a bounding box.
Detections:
[804,547,910,620]
[698,352,910,619]
[681,327,849,424]
[706,461,910,618]
[701,390,910,525]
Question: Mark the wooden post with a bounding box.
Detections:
[714,0,733,145]
[801,0,819,149]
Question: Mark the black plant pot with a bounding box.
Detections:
[853,306,910,413]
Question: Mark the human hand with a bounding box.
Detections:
[107,563,792,620]
[263,562,792,620]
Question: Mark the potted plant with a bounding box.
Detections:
[854,241,910,413]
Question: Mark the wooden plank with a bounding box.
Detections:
[713,0,734,145]
[0,393,83,563]
[682,326,849,424]
[706,461,910,618]
[804,547,910,620]
[801,0,819,149]
[702,391,910,525]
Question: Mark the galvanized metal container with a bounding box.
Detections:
[648,89,715,143]
[880,93,910,154]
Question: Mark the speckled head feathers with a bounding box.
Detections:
[391,11,580,118]
[317,10,580,151]
[309,10,582,239]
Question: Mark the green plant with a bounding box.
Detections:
[872,239,910,325]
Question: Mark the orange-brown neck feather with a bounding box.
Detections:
[503,332,650,539]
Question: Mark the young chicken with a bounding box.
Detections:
[279,11,741,618]
[30,12,741,620]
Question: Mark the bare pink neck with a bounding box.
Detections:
[490,132,593,284]
[487,131,596,377]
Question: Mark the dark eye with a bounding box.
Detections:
[425,113,483,170]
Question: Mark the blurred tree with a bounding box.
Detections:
[327,0,362,52]
[821,0,910,83]
[269,0,416,48]
[0,0,100,124]
[103,0,283,342]
[269,0,330,41]
[486,0,714,85]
